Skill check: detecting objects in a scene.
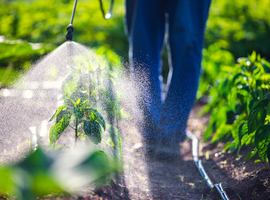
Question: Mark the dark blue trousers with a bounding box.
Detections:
[125,0,211,142]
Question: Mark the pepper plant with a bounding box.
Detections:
[244,91,270,164]
[202,51,270,165]
[49,91,105,148]
[48,48,122,150]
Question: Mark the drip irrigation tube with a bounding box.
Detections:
[186,131,230,200]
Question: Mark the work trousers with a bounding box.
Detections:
[125,0,211,141]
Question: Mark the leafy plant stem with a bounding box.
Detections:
[75,117,78,144]
[69,125,75,130]
[237,193,242,200]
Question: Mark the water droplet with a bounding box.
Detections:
[22,90,33,99]
[2,89,10,97]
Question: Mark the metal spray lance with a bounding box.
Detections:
[65,0,114,41]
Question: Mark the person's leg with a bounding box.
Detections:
[158,0,211,141]
[126,0,167,138]
[124,0,136,37]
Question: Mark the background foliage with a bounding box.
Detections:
[0,0,127,86]
[201,50,270,166]
[1,0,270,163]
[0,0,270,197]
[205,0,270,61]
[1,0,270,86]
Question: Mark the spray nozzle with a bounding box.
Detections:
[66,24,74,41]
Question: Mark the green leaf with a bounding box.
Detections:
[238,122,248,146]
[67,92,88,108]
[255,124,270,161]
[263,92,270,103]
[53,145,69,151]
[0,167,14,195]
[228,88,237,112]
[211,124,232,143]
[232,73,244,84]
[69,99,76,107]
[85,108,106,130]
[84,120,102,144]
[49,106,66,122]
[106,124,123,158]
[77,150,111,185]
[49,114,71,145]
[76,98,81,105]
[203,122,214,142]
[267,142,270,166]
[229,142,237,152]
[74,107,84,119]
[250,51,256,62]
[56,110,71,124]
[79,150,109,172]
[245,149,257,163]
[70,92,88,104]
[49,124,59,145]
[223,141,232,152]
[81,99,88,105]
[32,172,65,197]
[248,103,267,134]
[237,88,249,97]
[241,132,255,146]
[62,74,77,99]
[17,148,54,174]
[248,99,259,115]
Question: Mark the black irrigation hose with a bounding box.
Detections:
[66,0,114,41]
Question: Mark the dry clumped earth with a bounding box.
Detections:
[97,103,270,200]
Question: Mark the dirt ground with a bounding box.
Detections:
[93,103,270,200]
[1,94,270,199]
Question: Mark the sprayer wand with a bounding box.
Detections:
[99,0,114,19]
[66,0,114,41]
[66,0,78,41]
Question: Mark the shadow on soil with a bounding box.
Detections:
[201,144,270,200]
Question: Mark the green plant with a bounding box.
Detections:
[198,44,235,99]
[246,92,270,165]
[205,0,270,61]
[202,51,270,164]
[0,0,127,67]
[0,148,66,199]
[0,37,54,86]
[49,46,124,151]
[49,91,106,149]
[0,147,116,200]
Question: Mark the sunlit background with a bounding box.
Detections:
[1,0,270,87]
[1,0,270,199]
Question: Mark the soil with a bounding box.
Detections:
[92,103,270,200]
[1,97,270,200]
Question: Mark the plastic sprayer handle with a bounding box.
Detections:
[66,24,73,41]
[66,0,78,41]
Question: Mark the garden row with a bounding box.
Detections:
[0,44,124,199]
[200,48,270,167]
